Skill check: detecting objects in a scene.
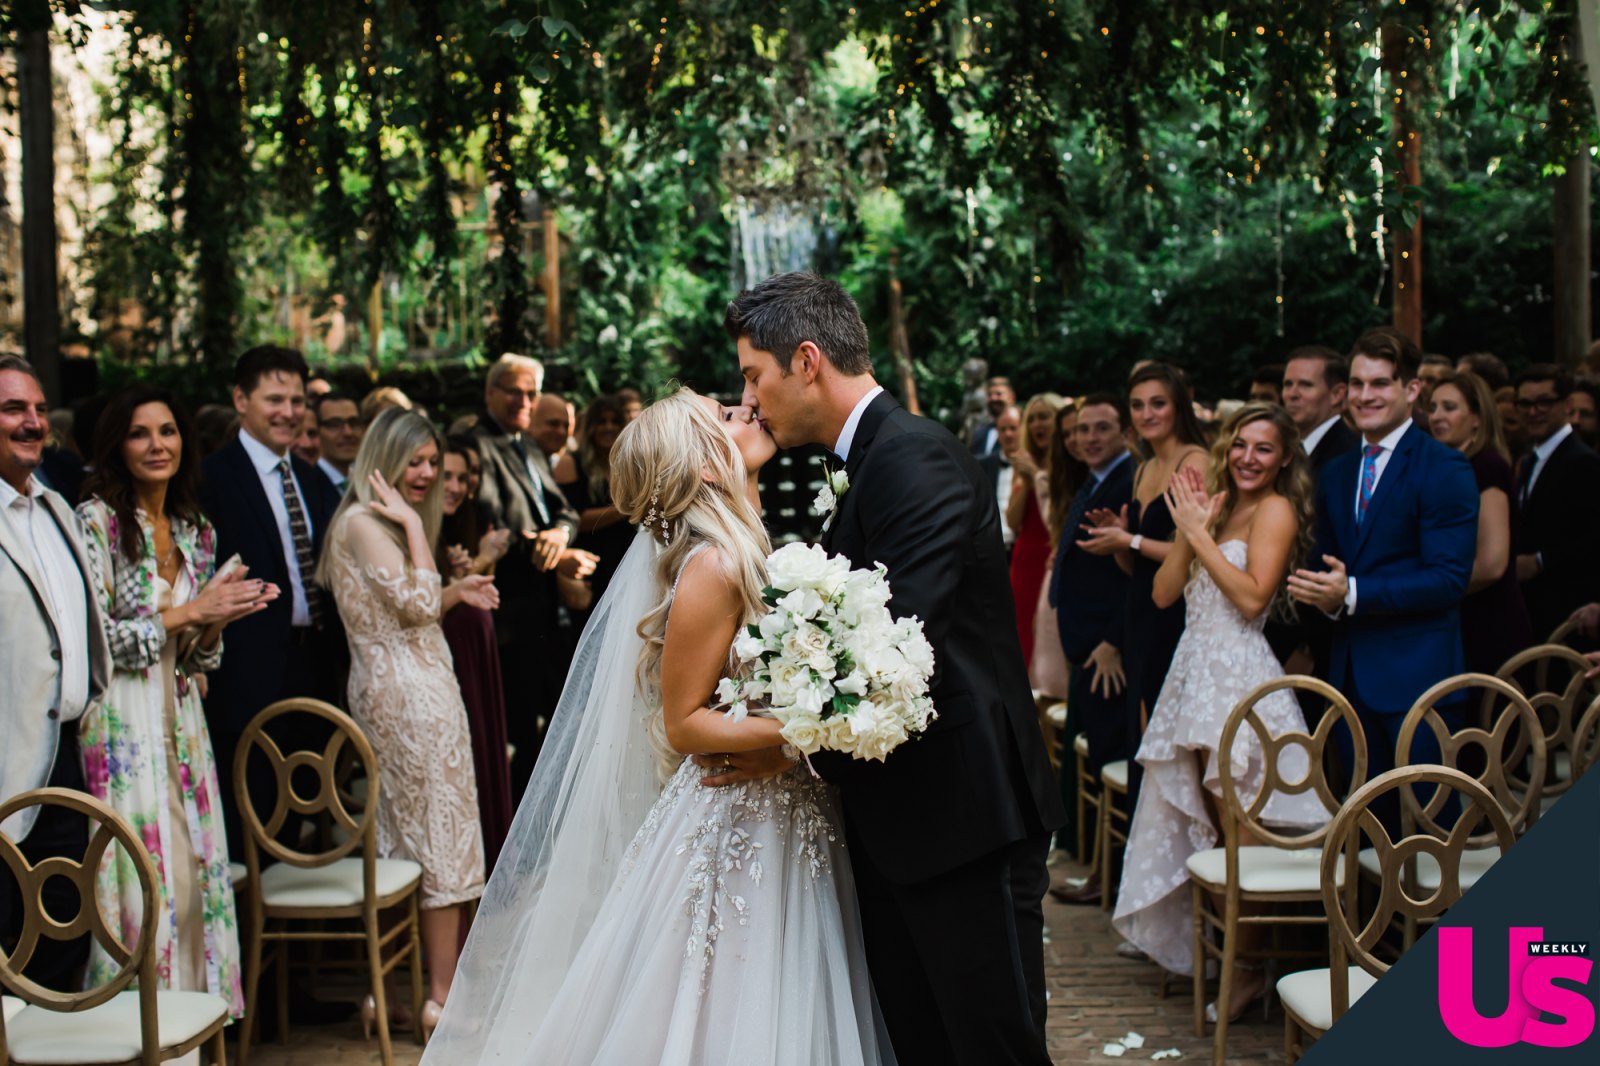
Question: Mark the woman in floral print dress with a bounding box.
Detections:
[76,386,278,1025]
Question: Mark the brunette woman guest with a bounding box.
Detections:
[563,393,635,606]
[1028,401,1085,701]
[1081,363,1209,728]
[438,441,515,872]
[1006,393,1063,665]
[76,386,278,1029]
[1428,371,1534,673]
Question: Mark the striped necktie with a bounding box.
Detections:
[1356,444,1383,526]
[278,458,325,627]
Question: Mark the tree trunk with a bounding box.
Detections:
[1383,22,1423,347]
[543,206,561,351]
[1552,154,1591,368]
[887,253,921,416]
[17,0,60,400]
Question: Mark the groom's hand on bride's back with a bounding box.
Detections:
[693,745,797,787]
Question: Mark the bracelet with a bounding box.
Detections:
[1129,534,1144,554]
[780,743,802,762]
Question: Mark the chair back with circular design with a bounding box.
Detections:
[1542,618,1584,654]
[234,697,380,874]
[1572,692,1600,781]
[1216,676,1368,851]
[1320,765,1515,1018]
[0,788,160,1052]
[1495,644,1600,802]
[1401,674,1546,837]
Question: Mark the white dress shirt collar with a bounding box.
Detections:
[1090,448,1132,486]
[238,425,291,475]
[317,457,349,490]
[1531,422,1572,466]
[1302,415,1343,456]
[833,386,886,462]
[1365,418,1413,456]
[0,472,43,510]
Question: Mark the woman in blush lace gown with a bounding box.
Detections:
[1112,404,1326,1022]
[423,389,887,1066]
[318,408,500,1035]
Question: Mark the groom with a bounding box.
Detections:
[703,273,1065,1065]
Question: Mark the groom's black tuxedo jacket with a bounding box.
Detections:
[818,392,1066,883]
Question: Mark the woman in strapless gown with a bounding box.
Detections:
[1113,404,1325,1016]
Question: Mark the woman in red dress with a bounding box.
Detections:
[1007,393,1063,665]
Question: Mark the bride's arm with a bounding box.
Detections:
[660,551,786,755]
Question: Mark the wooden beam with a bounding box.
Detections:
[1384,22,1423,347]
[1553,153,1591,368]
[18,0,61,400]
[543,206,561,351]
[887,252,921,416]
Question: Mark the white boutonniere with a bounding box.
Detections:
[813,466,850,532]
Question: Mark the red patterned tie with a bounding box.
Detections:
[1357,444,1383,526]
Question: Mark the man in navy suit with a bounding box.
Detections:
[201,346,346,857]
[1289,327,1478,830]
[1048,394,1136,903]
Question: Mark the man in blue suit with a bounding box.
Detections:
[1288,327,1478,830]
[1048,393,1135,904]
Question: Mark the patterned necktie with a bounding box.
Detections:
[1356,444,1383,526]
[278,458,325,626]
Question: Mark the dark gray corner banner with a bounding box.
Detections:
[1302,768,1599,1064]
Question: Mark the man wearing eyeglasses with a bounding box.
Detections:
[313,393,364,495]
[1513,363,1600,641]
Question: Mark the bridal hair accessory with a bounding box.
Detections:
[644,480,671,544]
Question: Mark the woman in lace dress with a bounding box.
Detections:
[1112,403,1325,1021]
[423,388,887,1066]
[318,407,499,1033]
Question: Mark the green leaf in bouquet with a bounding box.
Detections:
[747,624,761,639]
[828,693,861,719]
[761,586,781,602]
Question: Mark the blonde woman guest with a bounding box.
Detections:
[318,407,497,1035]
[1113,404,1326,1022]
[1006,393,1062,666]
[1428,371,1534,673]
[77,386,278,1024]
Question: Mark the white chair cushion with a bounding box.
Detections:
[1276,966,1378,1032]
[1046,703,1068,726]
[228,861,248,888]
[1356,846,1499,891]
[1186,846,1340,892]
[1073,732,1089,757]
[258,857,421,908]
[3,995,25,1023]
[1101,759,1130,789]
[4,990,226,1064]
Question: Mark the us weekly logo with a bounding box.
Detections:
[1438,927,1595,1049]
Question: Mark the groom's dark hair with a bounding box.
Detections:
[723,272,873,377]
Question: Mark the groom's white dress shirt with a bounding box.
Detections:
[833,386,885,462]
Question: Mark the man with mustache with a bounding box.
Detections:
[0,355,112,990]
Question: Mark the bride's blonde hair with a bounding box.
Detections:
[609,387,771,779]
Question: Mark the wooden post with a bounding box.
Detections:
[367,280,382,374]
[1383,22,1423,347]
[543,206,561,351]
[1553,153,1591,368]
[887,253,921,416]
[18,0,61,400]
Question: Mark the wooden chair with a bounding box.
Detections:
[0,788,230,1065]
[1074,733,1100,866]
[1097,759,1131,910]
[1186,676,1366,1066]
[1573,693,1600,780]
[233,699,424,1066]
[1034,692,1066,773]
[1495,644,1598,809]
[1278,766,1515,1063]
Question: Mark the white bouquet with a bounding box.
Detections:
[715,542,937,763]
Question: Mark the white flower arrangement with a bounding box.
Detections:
[716,542,937,764]
[812,467,850,532]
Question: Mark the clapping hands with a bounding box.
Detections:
[1078,504,1131,555]
[191,564,280,626]
[1163,465,1221,541]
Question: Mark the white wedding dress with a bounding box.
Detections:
[1112,539,1328,976]
[423,535,888,1065]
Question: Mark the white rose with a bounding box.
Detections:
[791,675,831,717]
[824,715,859,753]
[835,670,869,696]
[890,672,928,704]
[849,701,909,762]
[767,659,805,706]
[733,630,766,662]
[780,716,825,755]
[767,542,833,591]
[899,627,935,678]
[776,586,825,620]
[783,622,836,675]
[757,608,792,643]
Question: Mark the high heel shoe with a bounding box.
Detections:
[421,999,444,1043]
[1204,966,1270,1025]
[360,994,414,1039]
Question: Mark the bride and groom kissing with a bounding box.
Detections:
[423,272,1066,1065]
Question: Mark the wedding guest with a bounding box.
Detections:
[1415,353,1454,424]
[1049,393,1135,906]
[469,355,593,797]
[201,345,345,857]
[1457,352,1511,392]
[319,408,495,1032]
[1248,364,1283,406]
[0,356,110,992]
[306,376,334,399]
[1028,402,1083,701]
[969,376,1017,457]
[1006,394,1061,664]
[1427,371,1534,674]
[1513,364,1600,641]
[359,385,414,425]
[1116,403,1325,1019]
[292,401,321,466]
[76,386,275,1020]
[313,392,364,495]
[437,442,513,870]
[567,393,634,605]
[192,403,239,458]
[979,405,1022,547]
[1570,377,1599,448]
[1081,363,1209,742]
[1288,327,1478,831]
[615,386,643,423]
[1495,385,1530,459]
[533,392,578,484]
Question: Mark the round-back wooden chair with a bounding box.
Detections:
[1572,692,1600,781]
[1495,644,1600,807]
[1186,676,1367,1066]
[233,698,423,1066]
[0,788,230,1065]
[1278,766,1515,1063]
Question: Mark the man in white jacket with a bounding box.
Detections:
[0,355,110,990]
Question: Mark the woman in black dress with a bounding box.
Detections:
[563,394,634,605]
[1428,370,1533,674]
[1080,363,1209,728]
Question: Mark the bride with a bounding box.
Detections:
[422,388,888,1065]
